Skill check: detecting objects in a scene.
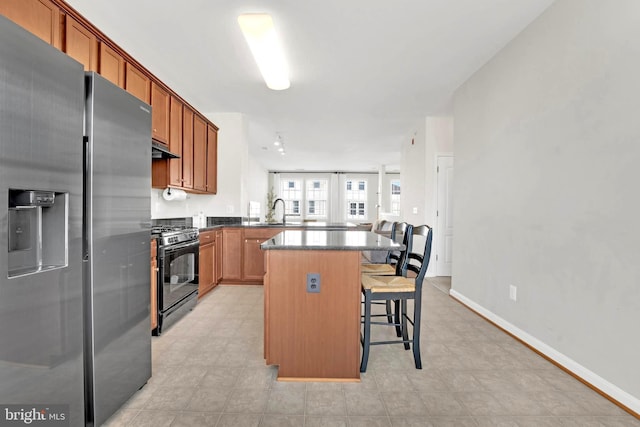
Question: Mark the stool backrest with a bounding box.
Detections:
[387,222,411,269]
[402,225,433,291]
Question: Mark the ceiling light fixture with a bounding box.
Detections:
[238,13,290,90]
[273,133,286,155]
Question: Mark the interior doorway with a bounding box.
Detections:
[436,155,453,276]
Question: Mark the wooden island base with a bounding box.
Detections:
[264,250,362,381]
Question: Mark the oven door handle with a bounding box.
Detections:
[163,240,200,252]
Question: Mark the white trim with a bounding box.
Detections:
[449,289,640,415]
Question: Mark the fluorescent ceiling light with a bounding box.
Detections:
[238,13,290,90]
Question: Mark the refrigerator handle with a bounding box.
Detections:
[82,135,90,262]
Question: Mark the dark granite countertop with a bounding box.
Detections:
[199,222,368,232]
[261,230,403,251]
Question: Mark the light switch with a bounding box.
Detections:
[307,273,320,293]
[412,207,418,214]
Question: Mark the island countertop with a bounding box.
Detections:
[260,229,403,251]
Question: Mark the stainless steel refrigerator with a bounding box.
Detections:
[0,16,151,426]
[83,72,152,426]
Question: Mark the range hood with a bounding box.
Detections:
[152,141,180,159]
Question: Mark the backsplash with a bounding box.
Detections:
[206,216,244,226]
[152,216,245,228]
[151,189,248,220]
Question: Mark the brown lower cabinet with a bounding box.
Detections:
[223,228,288,284]
[198,230,217,298]
[215,230,223,284]
[222,228,243,281]
[150,239,158,331]
[150,227,285,317]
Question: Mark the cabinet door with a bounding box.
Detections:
[243,238,266,281]
[64,15,98,71]
[199,243,214,298]
[182,107,194,189]
[193,115,207,192]
[242,229,282,282]
[151,82,170,144]
[99,42,125,88]
[206,125,218,194]
[125,62,150,103]
[0,0,61,49]
[222,229,243,280]
[215,230,223,284]
[168,96,183,187]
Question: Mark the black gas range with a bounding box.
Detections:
[151,225,200,335]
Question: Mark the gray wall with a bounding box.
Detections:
[452,0,640,405]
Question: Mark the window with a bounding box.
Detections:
[349,202,365,217]
[346,179,367,219]
[306,179,327,218]
[279,177,328,220]
[280,179,302,217]
[390,179,401,215]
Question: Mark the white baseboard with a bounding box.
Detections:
[449,289,640,416]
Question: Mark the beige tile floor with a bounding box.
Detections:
[104,278,640,427]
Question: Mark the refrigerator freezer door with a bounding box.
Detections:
[0,16,85,426]
[84,72,152,426]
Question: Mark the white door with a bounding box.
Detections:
[436,156,453,276]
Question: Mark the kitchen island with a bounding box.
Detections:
[261,230,402,381]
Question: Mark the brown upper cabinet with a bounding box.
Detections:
[151,96,183,189]
[64,15,97,71]
[99,42,125,88]
[151,82,170,145]
[0,0,61,49]
[206,124,218,194]
[2,0,219,193]
[182,107,195,189]
[193,115,207,192]
[168,96,183,186]
[125,62,150,104]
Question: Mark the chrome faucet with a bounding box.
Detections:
[272,198,286,225]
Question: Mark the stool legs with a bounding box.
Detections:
[360,291,372,373]
[401,300,410,350]
[394,300,402,337]
[385,301,393,324]
[413,296,423,369]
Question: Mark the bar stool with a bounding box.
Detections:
[360,224,433,372]
[361,221,409,275]
[361,222,411,331]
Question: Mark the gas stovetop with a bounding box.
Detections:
[151,225,199,246]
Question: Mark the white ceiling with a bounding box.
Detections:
[65,0,554,172]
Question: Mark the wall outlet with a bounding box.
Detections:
[412,207,418,214]
[509,285,517,301]
[307,273,320,293]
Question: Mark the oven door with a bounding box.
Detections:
[159,240,199,312]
